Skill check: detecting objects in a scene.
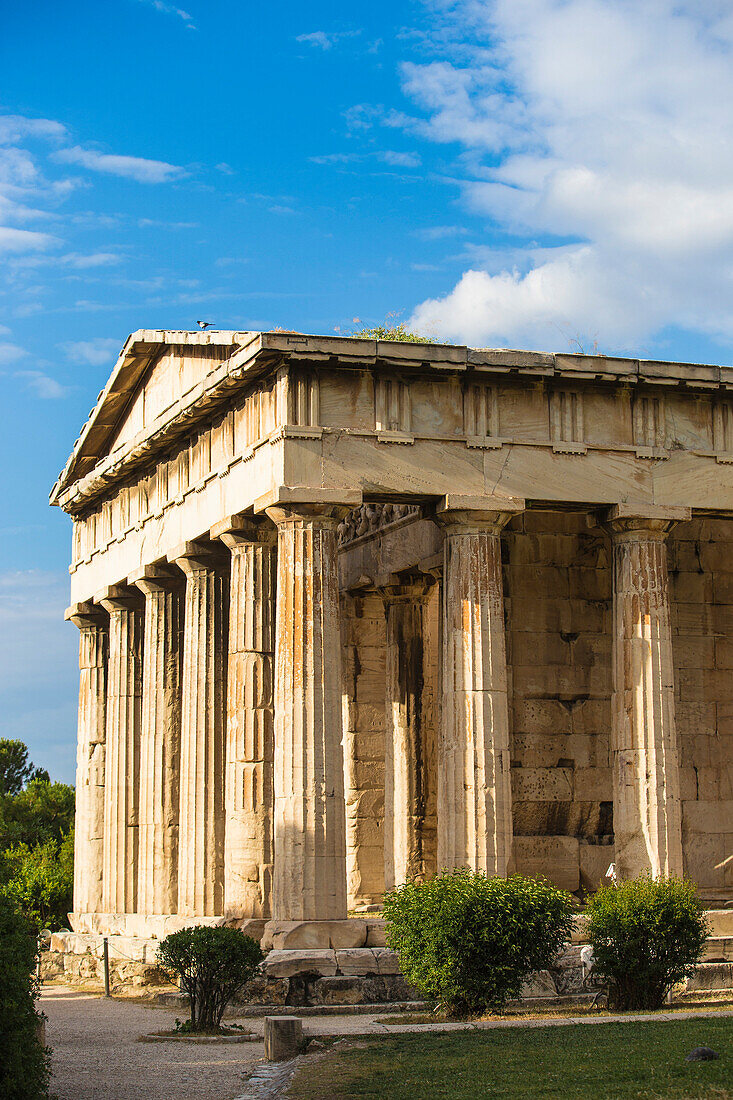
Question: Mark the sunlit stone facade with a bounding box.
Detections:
[52,330,733,938]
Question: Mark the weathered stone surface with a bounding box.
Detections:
[68,605,107,916]
[262,919,367,950]
[174,546,228,917]
[607,508,684,879]
[98,591,143,915]
[263,950,338,978]
[436,500,520,876]
[265,502,349,922]
[219,525,276,919]
[132,572,183,917]
[334,949,381,975]
[514,836,580,892]
[265,1016,303,1061]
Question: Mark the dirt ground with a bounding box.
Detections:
[41,986,265,1100]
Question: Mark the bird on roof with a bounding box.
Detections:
[196,320,214,329]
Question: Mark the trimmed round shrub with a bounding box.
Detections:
[383,870,575,1017]
[158,926,264,1031]
[585,874,708,1010]
[0,893,50,1099]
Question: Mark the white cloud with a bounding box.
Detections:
[60,252,122,268]
[379,150,422,168]
[0,342,27,365]
[53,145,186,184]
[60,337,121,366]
[139,0,195,28]
[296,29,361,50]
[14,370,66,399]
[0,226,57,252]
[0,115,67,146]
[414,225,468,240]
[406,1,733,351]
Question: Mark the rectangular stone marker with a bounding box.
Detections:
[264,1015,303,1061]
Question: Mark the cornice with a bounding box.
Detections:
[50,330,733,516]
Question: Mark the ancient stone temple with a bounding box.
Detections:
[51,330,733,970]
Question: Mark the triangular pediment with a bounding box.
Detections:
[51,330,254,502]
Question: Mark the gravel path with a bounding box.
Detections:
[42,986,265,1100]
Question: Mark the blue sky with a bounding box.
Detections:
[3,0,733,781]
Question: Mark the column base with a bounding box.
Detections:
[68,911,267,940]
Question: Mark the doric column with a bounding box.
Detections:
[170,542,229,917]
[98,587,143,914]
[67,603,108,916]
[130,567,184,915]
[435,495,523,877]
[264,499,352,921]
[605,504,689,879]
[381,580,434,890]
[212,516,276,919]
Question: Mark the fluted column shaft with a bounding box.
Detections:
[70,606,108,915]
[436,501,520,876]
[133,572,184,915]
[99,592,143,914]
[608,509,685,879]
[174,545,229,916]
[265,503,349,921]
[382,583,433,890]
[218,523,276,918]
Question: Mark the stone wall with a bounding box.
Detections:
[505,511,614,893]
[670,517,733,895]
[342,591,387,909]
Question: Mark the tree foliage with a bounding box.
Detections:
[383,870,575,1017]
[0,740,49,797]
[0,778,75,849]
[0,742,75,932]
[158,926,264,1031]
[350,322,437,343]
[1,833,74,932]
[0,892,50,1099]
[586,875,708,1010]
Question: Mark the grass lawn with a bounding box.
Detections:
[287,1018,733,1099]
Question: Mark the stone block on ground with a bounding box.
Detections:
[684,962,733,991]
[520,970,558,999]
[264,1016,303,1061]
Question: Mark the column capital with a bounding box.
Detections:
[128,563,183,596]
[604,502,691,539]
[94,585,142,615]
[210,513,277,550]
[66,602,107,630]
[436,493,524,533]
[168,539,228,574]
[378,576,435,603]
[256,485,362,526]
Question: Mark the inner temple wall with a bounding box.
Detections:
[669,517,733,895]
[342,591,387,909]
[504,511,614,893]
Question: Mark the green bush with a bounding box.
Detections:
[0,832,74,932]
[0,893,50,1100]
[158,925,264,1031]
[383,870,575,1017]
[586,874,708,1010]
[0,778,75,849]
